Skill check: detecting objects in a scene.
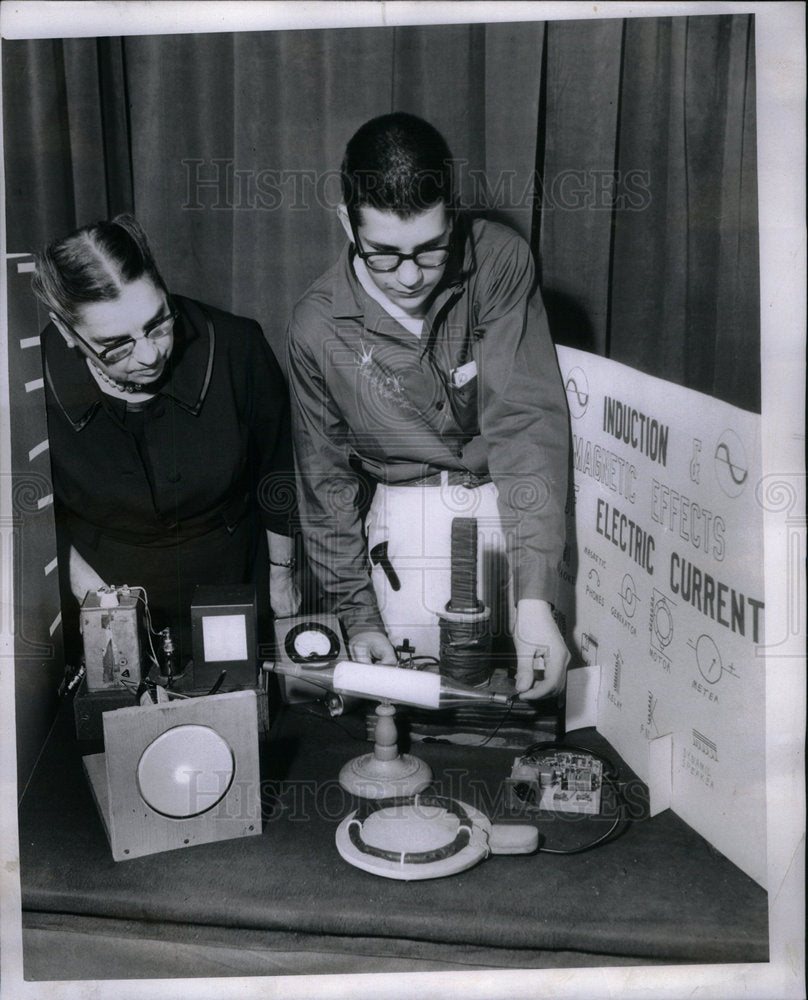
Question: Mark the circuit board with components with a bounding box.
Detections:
[506,749,604,815]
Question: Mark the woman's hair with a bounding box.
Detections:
[341,112,455,220]
[31,214,167,324]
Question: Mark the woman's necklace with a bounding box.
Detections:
[90,361,148,395]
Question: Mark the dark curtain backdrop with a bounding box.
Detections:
[533,15,758,409]
[3,14,759,409]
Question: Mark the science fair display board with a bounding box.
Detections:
[555,346,765,887]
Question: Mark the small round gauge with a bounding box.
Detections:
[285,622,341,663]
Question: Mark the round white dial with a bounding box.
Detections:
[293,628,334,659]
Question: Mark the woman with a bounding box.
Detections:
[33,214,299,670]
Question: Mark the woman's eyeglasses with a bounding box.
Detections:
[64,307,178,365]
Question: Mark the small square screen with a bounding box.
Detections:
[202,614,248,662]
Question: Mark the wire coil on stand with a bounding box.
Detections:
[438,609,492,687]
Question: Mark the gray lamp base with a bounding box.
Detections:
[338,701,432,799]
[339,752,432,799]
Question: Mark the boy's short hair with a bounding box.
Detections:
[341,112,454,220]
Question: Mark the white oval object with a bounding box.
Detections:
[137,725,234,818]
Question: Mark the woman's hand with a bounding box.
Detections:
[269,564,301,618]
[266,531,300,617]
[512,598,570,700]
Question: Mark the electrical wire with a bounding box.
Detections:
[284,702,370,743]
[129,586,160,635]
[283,674,624,851]
[474,696,516,747]
[118,676,190,702]
[407,655,441,670]
[535,783,623,855]
[129,585,162,671]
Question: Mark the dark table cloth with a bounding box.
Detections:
[17,695,768,980]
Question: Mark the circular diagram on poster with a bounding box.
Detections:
[696,634,723,684]
[652,598,674,648]
[620,574,638,618]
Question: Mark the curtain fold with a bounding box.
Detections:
[96,37,134,216]
[392,24,487,211]
[484,20,545,242]
[535,17,624,356]
[4,38,77,250]
[712,19,759,409]
[120,24,516,360]
[608,17,691,382]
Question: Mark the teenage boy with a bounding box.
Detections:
[287,112,570,699]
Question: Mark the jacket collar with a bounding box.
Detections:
[43,295,214,430]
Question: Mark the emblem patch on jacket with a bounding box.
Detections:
[355,339,418,413]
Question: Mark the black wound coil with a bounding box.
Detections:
[448,518,482,613]
[439,518,492,687]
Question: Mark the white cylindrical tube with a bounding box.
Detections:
[332,661,442,709]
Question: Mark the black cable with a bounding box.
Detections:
[407,655,441,669]
[284,702,370,743]
[206,670,227,696]
[474,696,516,747]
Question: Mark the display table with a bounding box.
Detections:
[18,695,768,980]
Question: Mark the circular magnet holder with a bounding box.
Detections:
[335,794,492,880]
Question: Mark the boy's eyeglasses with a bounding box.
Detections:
[350,219,452,273]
